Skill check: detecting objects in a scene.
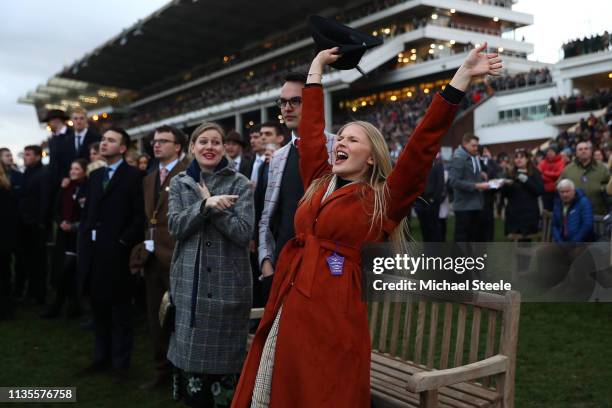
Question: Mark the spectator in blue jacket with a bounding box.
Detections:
[552,179,594,243]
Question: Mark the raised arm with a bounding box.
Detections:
[386,43,502,222]
[296,49,342,189]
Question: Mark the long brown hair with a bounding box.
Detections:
[0,164,11,190]
[508,148,536,177]
[301,121,410,248]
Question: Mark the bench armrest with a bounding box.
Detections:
[249,307,265,319]
[406,355,509,393]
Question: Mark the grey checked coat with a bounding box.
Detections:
[167,160,254,374]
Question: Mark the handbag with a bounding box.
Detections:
[159,291,175,332]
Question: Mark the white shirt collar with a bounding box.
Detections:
[160,158,180,174]
[55,125,67,136]
[75,128,87,138]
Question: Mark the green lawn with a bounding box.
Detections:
[1,217,611,407]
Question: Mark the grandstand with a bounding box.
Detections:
[18,0,611,154]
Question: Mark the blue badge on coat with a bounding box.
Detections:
[327,252,345,276]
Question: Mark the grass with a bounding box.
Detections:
[1,217,611,407]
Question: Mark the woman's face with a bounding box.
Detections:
[332,124,374,181]
[69,162,85,181]
[514,154,527,169]
[138,157,148,171]
[191,130,225,170]
[89,148,101,162]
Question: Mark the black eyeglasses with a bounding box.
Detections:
[150,139,176,146]
[275,97,302,108]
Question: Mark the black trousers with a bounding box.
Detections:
[415,203,443,242]
[21,224,47,304]
[52,253,78,311]
[91,300,133,369]
[542,192,555,212]
[454,210,484,242]
[144,262,171,378]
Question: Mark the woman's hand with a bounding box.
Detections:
[450,42,502,91]
[205,195,239,211]
[197,181,211,199]
[307,47,342,84]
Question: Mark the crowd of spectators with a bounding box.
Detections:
[562,31,611,59]
[548,88,612,116]
[487,68,552,91]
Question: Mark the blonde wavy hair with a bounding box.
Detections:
[301,121,410,249]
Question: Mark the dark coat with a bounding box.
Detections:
[552,188,594,243]
[238,154,255,179]
[0,187,18,253]
[19,162,50,226]
[414,159,445,208]
[80,161,145,302]
[142,158,188,270]
[502,168,544,235]
[65,128,101,163]
[48,128,74,187]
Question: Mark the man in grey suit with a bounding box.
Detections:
[257,73,333,296]
[448,133,490,242]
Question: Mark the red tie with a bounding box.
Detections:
[294,138,300,150]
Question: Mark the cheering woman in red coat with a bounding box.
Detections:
[232,43,502,408]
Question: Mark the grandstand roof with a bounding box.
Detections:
[57,0,347,90]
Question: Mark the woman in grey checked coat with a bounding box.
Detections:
[167,122,254,407]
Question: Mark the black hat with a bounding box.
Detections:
[308,15,383,71]
[42,109,69,122]
[225,131,245,147]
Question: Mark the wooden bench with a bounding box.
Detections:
[369,290,520,408]
[248,290,521,408]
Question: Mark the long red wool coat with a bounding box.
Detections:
[232,85,459,407]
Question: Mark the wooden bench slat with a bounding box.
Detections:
[440,303,454,369]
[482,310,498,386]
[414,300,427,365]
[389,302,402,356]
[369,302,379,343]
[371,373,484,408]
[379,301,392,352]
[469,307,482,364]
[400,302,414,361]
[371,364,492,408]
[453,304,467,367]
[371,353,501,403]
[426,302,440,369]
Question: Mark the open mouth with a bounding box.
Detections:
[203,153,216,160]
[335,150,348,165]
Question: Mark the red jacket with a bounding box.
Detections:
[232,86,459,408]
[538,154,565,192]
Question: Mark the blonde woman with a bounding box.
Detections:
[232,43,502,407]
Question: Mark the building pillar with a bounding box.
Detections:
[235,112,243,133]
[260,106,269,123]
[324,90,333,132]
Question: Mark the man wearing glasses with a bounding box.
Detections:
[138,125,188,390]
[257,73,334,301]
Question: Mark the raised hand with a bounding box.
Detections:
[461,42,502,77]
[449,42,503,91]
[307,47,342,84]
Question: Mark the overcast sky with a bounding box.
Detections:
[0,1,610,161]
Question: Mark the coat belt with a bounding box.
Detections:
[290,232,361,298]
